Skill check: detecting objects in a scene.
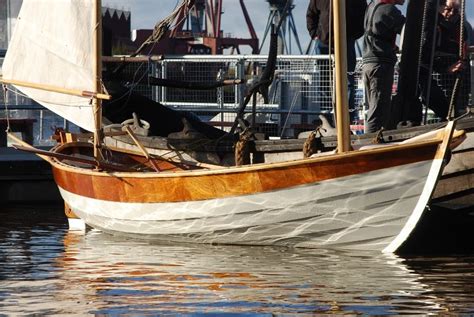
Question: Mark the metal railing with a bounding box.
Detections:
[1,53,472,145]
[116,55,365,137]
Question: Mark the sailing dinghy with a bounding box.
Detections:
[1,0,465,252]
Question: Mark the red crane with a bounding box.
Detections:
[133,0,260,55]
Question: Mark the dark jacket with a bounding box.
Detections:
[436,14,466,56]
[362,1,405,65]
[432,15,468,73]
[306,0,368,45]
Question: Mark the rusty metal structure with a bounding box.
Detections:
[133,0,260,55]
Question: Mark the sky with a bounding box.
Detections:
[103,0,474,54]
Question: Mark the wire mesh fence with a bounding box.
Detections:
[1,53,473,145]
[115,55,366,137]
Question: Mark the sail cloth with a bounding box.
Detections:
[2,0,96,131]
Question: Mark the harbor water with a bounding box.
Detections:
[1,205,473,315]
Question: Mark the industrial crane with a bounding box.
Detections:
[133,0,302,55]
[261,0,303,54]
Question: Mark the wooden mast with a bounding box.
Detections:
[93,0,103,160]
[333,0,351,153]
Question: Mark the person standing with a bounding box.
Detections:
[362,0,406,133]
[418,0,470,121]
[306,0,367,123]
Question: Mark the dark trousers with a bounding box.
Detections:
[363,62,395,133]
[418,66,449,121]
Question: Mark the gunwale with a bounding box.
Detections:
[51,139,443,203]
[50,137,444,178]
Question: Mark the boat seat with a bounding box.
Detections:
[309,149,337,158]
[358,143,402,150]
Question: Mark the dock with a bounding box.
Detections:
[0,146,61,205]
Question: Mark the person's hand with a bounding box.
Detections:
[448,60,465,73]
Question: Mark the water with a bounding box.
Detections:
[1,206,474,315]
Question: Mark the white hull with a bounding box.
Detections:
[106,120,474,208]
[60,159,442,253]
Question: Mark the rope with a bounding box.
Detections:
[372,127,385,144]
[111,0,194,82]
[458,0,465,62]
[302,128,325,158]
[446,0,466,120]
[2,85,11,133]
[280,0,336,137]
[328,0,335,117]
[420,0,440,125]
[138,0,193,51]
[303,132,316,158]
[234,128,253,166]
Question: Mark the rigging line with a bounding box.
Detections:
[421,0,441,125]
[112,0,194,76]
[105,61,150,108]
[279,74,304,137]
[106,44,159,106]
[328,0,335,120]
[171,2,193,30]
[119,69,149,108]
[2,85,11,133]
[447,0,466,120]
[458,0,465,62]
[112,12,170,100]
[281,0,338,136]
[116,9,174,99]
[279,53,331,136]
[279,55,336,136]
[279,58,335,136]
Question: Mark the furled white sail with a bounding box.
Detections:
[2,0,96,131]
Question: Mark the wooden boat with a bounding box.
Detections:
[102,102,474,209]
[1,0,466,253]
[97,0,474,208]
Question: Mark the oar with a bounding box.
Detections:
[7,132,53,162]
[8,132,130,171]
[114,129,223,170]
[124,125,161,172]
[10,144,131,171]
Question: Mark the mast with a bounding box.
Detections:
[333,0,351,153]
[93,0,103,160]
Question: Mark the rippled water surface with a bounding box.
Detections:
[1,206,474,315]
